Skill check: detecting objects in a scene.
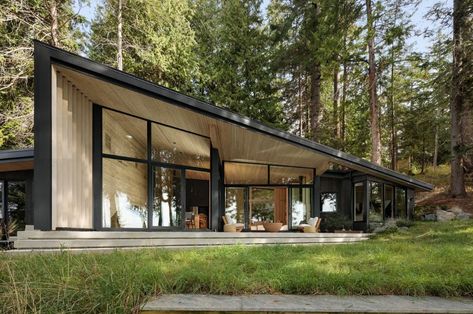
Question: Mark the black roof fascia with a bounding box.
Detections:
[34,40,433,191]
[0,148,34,163]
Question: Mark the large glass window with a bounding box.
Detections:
[102,109,147,159]
[353,182,364,222]
[250,188,275,229]
[369,182,383,222]
[321,192,337,212]
[152,123,210,169]
[396,187,407,219]
[291,187,311,228]
[152,167,182,227]
[224,162,268,185]
[102,158,148,228]
[186,170,210,229]
[384,185,394,219]
[270,166,313,184]
[225,188,246,227]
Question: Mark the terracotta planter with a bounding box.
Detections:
[263,222,283,232]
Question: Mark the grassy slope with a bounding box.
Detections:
[1,221,473,313]
[412,164,473,213]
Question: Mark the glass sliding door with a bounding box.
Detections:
[384,185,394,219]
[395,187,407,219]
[102,158,148,228]
[291,187,311,229]
[353,182,365,222]
[225,188,246,228]
[369,182,383,222]
[152,167,182,228]
[249,187,276,230]
[186,170,210,229]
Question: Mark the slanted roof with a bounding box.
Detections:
[34,40,433,191]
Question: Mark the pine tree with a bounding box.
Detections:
[0,0,84,149]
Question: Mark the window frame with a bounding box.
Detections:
[95,104,211,231]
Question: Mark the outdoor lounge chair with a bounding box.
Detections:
[222,214,244,232]
[297,217,321,233]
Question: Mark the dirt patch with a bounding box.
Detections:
[417,187,473,213]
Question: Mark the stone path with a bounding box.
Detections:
[141,294,473,313]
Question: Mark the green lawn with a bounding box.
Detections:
[1,221,473,313]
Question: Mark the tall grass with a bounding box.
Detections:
[1,220,473,313]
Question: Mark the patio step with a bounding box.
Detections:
[13,230,371,250]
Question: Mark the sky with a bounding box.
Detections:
[74,0,451,54]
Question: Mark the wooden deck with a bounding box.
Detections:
[12,230,371,250]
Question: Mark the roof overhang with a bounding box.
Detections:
[33,40,433,191]
[0,148,34,172]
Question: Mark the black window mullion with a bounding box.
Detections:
[147,121,153,230]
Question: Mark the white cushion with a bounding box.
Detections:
[225,213,235,225]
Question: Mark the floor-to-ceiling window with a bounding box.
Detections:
[223,162,314,231]
[384,185,394,219]
[291,187,312,228]
[369,182,383,222]
[395,187,407,219]
[353,182,365,222]
[100,107,210,230]
[225,187,246,228]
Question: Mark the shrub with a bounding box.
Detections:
[395,219,415,228]
[320,212,352,232]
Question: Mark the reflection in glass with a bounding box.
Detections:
[102,109,147,159]
[224,162,268,184]
[102,158,148,228]
[225,188,246,227]
[152,123,210,169]
[354,182,364,222]
[321,192,337,212]
[250,188,278,230]
[291,187,311,227]
[7,182,26,234]
[369,182,383,222]
[270,166,313,184]
[384,185,394,219]
[396,187,407,218]
[153,167,182,227]
[186,170,210,229]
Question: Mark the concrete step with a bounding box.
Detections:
[141,294,473,313]
[16,230,370,240]
[14,236,368,249]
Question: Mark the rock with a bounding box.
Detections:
[457,212,472,220]
[448,206,464,214]
[436,209,456,221]
[423,213,437,221]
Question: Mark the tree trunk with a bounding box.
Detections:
[333,64,341,139]
[433,124,439,168]
[366,0,382,165]
[450,0,467,197]
[310,64,322,141]
[299,71,304,137]
[390,53,397,170]
[49,0,59,46]
[117,0,123,71]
